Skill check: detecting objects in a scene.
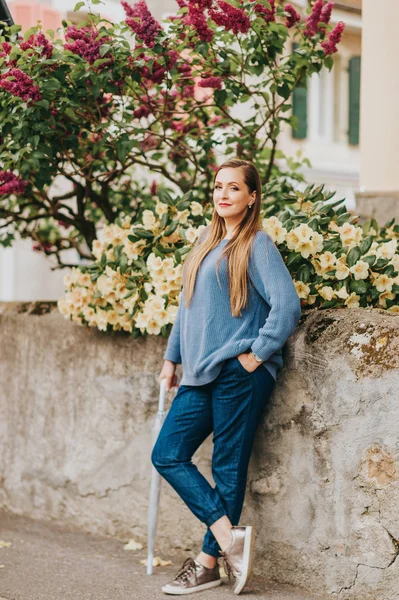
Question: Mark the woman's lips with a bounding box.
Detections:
[219,203,231,206]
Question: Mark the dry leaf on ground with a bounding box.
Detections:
[0,541,11,549]
[123,538,143,551]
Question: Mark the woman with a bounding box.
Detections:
[152,158,301,595]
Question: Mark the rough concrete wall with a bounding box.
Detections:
[0,302,399,600]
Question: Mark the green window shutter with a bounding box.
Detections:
[348,56,361,145]
[292,42,308,139]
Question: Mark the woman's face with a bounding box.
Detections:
[213,167,256,219]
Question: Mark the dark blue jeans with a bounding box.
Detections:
[151,356,275,558]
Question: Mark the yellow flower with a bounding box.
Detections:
[155,202,169,217]
[336,286,349,300]
[185,226,198,243]
[92,239,105,260]
[177,209,190,224]
[374,274,394,293]
[391,254,399,272]
[294,280,310,299]
[349,260,369,281]
[318,286,335,301]
[335,261,350,280]
[190,201,204,216]
[142,209,157,230]
[345,292,360,308]
[262,216,287,244]
[338,222,363,246]
[319,251,337,270]
[376,239,397,260]
[378,291,396,308]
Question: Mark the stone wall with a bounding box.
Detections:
[1,302,399,600]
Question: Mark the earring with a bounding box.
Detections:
[248,204,252,208]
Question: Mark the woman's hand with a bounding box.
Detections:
[158,360,179,391]
[237,352,261,373]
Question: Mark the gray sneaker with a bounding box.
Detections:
[218,526,255,595]
[161,557,222,595]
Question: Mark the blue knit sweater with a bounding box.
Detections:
[164,230,302,386]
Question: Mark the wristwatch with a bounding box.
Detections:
[250,350,263,363]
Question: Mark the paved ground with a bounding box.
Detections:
[0,510,323,600]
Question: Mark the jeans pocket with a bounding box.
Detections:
[233,356,251,375]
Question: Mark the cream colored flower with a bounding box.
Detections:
[95,309,109,331]
[185,227,198,244]
[135,311,150,331]
[336,286,349,300]
[374,274,394,293]
[294,280,310,299]
[166,303,179,323]
[387,305,399,313]
[155,202,169,217]
[161,230,181,244]
[285,223,323,258]
[92,239,105,260]
[142,209,157,230]
[349,260,369,281]
[376,239,397,260]
[190,201,204,216]
[345,292,360,308]
[177,209,190,224]
[335,260,350,280]
[338,222,363,246]
[147,253,163,272]
[285,229,300,250]
[124,239,145,261]
[318,286,335,301]
[378,291,396,308]
[262,216,287,245]
[307,295,317,305]
[319,251,337,270]
[57,298,70,316]
[391,254,399,272]
[312,232,324,254]
[146,319,162,335]
[97,274,114,296]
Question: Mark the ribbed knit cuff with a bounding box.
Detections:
[163,349,181,364]
[250,339,270,362]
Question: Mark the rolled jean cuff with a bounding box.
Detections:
[201,543,220,558]
[203,508,227,528]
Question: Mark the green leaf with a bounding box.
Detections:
[297,264,310,283]
[349,279,368,295]
[73,1,86,11]
[120,252,128,274]
[374,258,389,269]
[346,246,361,267]
[99,43,111,57]
[92,58,112,68]
[363,254,376,267]
[358,236,373,256]
[132,227,154,239]
[164,220,179,237]
[214,89,227,106]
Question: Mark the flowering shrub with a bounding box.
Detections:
[0,0,345,264]
[58,185,399,337]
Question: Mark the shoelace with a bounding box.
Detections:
[219,551,233,583]
[174,557,198,584]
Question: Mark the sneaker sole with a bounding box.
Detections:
[162,578,222,595]
[233,526,255,595]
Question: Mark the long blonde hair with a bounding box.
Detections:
[182,158,266,317]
